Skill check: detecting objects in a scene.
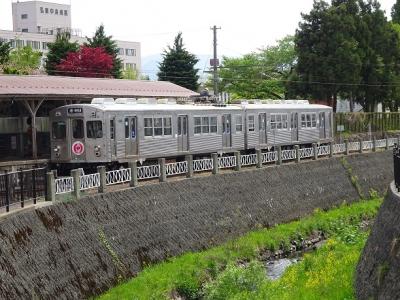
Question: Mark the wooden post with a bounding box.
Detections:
[22,99,45,160]
[185,155,193,178]
[313,143,318,160]
[386,135,390,150]
[345,140,350,155]
[359,139,363,153]
[373,137,377,152]
[158,158,166,182]
[46,171,55,202]
[329,142,334,158]
[97,166,106,193]
[234,151,241,171]
[295,145,300,163]
[277,146,282,165]
[212,153,219,175]
[129,160,138,187]
[256,149,262,168]
[71,169,80,200]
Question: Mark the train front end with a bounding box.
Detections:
[49,104,106,171]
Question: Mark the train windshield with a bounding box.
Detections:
[86,121,103,139]
[72,119,84,139]
[52,121,66,139]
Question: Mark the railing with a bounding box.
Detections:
[299,147,314,159]
[55,177,74,194]
[333,143,346,154]
[80,173,100,191]
[262,151,278,163]
[282,149,296,161]
[0,167,47,212]
[137,164,160,180]
[241,154,257,166]
[218,156,237,169]
[317,145,330,156]
[193,158,213,172]
[106,168,131,185]
[362,141,373,151]
[166,161,187,176]
[348,142,360,152]
[394,145,400,191]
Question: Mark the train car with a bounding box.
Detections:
[49,98,333,170]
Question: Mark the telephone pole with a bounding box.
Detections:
[210,25,221,98]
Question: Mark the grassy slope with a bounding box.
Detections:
[98,198,381,300]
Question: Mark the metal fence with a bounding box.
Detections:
[0,167,47,212]
[394,145,400,192]
[335,112,400,134]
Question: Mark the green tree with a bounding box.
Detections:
[4,46,41,75]
[85,24,123,78]
[158,32,199,91]
[392,0,400,23]
[45,31,79,75]
[0,40,11,69]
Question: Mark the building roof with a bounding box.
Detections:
[0,75,199,99]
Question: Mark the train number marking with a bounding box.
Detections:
[72,141,85,155]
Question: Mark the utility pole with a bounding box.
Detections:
[210,25,221,98]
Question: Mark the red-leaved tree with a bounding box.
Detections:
[56,46,113,77]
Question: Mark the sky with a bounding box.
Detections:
[0,0,397,59]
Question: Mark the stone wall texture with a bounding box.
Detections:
[0,151,393,299]
[356,182,400,300]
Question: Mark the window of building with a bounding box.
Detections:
[52,121,66,139]
[21,14,28,19]
[9,39,15,48]
[301,113,317,129]
[194,116,217,135]
[50,9,54,14]
[248,115,255,132]
[21,29,28,33]
[45,8,49,13]
[64,10,68,16]
[235,115,243,132]
[117,48,124,55]
[271,113,288,130]
[125,49,136,56]
[26,40,32,47]
[40,7,44,13]
[32,41,40,50]
[0,38,8,43]
[16,40,24,47]
[60,9,63,15]
[55,9,58,15]
[42,42,48,50]
[86,121,103,138]
[144,116,172,137]
[72,119,84,139]
[125,63,136,70]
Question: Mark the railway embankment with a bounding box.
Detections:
[0,150,393,299]
[356,181,400,299]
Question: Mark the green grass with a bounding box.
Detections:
[98,198,381,300]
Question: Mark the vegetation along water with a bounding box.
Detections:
[99,197,381,300]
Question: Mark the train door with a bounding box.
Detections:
[291,112,299,141]
[109,117,116,159]
[177,115,189,152]
[222,114,232,148]
[259,113,267,144]
[319,112,326,139]
[70,118,85,159]
[125,116,138,156]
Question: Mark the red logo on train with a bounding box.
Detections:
[72,141,85,155]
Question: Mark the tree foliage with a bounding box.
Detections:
[0,40,11,68]
[392,0,400,23]
[3,46,42,75]
[56,46,113,77]
[158,32,199,91]
[85,25,123,78]
[45,31,79,75]
[217,35,296,99]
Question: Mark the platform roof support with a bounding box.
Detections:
[22,99,45,159]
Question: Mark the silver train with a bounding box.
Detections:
[49,98,333,169]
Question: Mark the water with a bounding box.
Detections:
[265,257,302,280]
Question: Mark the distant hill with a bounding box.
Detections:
[141,54,213,81]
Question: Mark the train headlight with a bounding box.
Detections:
[53,146,60,153]
[94,145,101,157]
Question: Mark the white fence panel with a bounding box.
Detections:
[218,156,237,169]
[106,168,131,185]
[241,154,257,166]
[362,141,373,150]
[333,143,346,154]
[348,142,360,152]
[166,161,188,176]
[389,138,397,147]
[137,164,160,180]
[262,151,278,163]
[80,173,100,191]
[282,149,296,161]
[55,177,74,194]
[317,145,330,156]
[299,147,314,158]
[376,139,386,149]
[193,158,213,172]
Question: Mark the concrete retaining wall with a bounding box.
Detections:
[0,151,393,299]
[356,182,400,300]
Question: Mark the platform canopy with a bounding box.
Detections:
[0,75,199,99]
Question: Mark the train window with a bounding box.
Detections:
[154,118,163,136]
[110,120,115,139]
[202,117,210,133]
[271,114,288,130]
[124,118,129,138]
[72,119,84,139]
[210,117,217,133]
[52,121,66,139]
[235,115,242,132]
[194,117,202,134]
[163,117,172,135]
[130,118,136,138]
[301,113,317,128]
[248,115,255,132]
[144,118,153,137]
[312,114,317,127]
[86,121,103,138]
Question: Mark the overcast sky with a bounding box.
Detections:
[0,0,397,58]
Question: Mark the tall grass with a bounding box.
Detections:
[98,198,381,300]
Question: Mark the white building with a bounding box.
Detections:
[0,0,141,74]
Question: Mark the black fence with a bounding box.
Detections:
[394,145,400,192]
[0,167,47,212]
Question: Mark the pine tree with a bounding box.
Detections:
[392,0,400,23]
[85,25,123,79]
[45,31,79,75]
[158,32,199,91]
